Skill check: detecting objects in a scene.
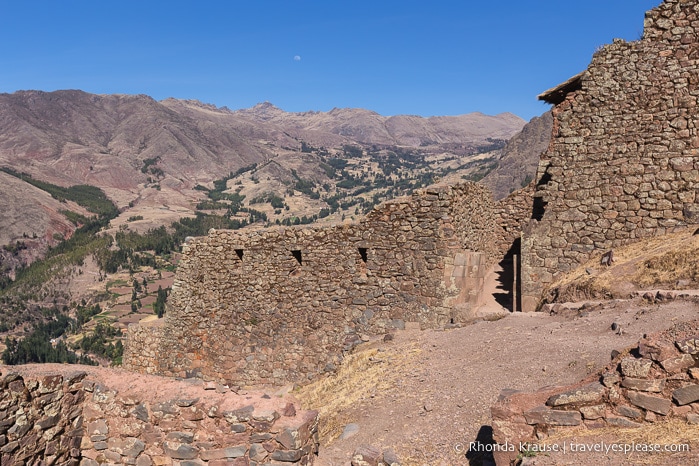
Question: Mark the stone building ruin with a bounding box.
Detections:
[521,0,699,310]
[125,0,699,386]
[124,183,526,385]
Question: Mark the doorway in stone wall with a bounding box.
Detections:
[491,238,521,312]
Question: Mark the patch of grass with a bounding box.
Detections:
[105,279,128,293]
[542,417,699,464]
[546,228,699,302]
[633,238,699,288]
[296,343,421,444]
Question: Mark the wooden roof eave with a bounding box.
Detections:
[537,71,585,105]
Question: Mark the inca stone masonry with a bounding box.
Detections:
[124,183,528,385]
[522,0,699,310]
[125,0,699,384]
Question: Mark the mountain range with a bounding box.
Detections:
[0,89,550,267]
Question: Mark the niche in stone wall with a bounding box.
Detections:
[235,249,244,261]
[290,249,303,277]
[357,247,368,276]
[531,196,548,221]
[358,247,368,263]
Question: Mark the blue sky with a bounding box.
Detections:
[0,1,660,120]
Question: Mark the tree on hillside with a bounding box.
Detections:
[154,285,169,318]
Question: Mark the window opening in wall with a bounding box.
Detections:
[536,170,552,187]
[291,250,302,265]
[358,247,368,263]
[235,249,244,261]
[531,196,548,221]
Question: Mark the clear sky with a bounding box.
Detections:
[0,0,661,121]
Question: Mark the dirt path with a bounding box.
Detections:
[313,297,699,466]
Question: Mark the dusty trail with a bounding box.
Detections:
[313,280,699,465]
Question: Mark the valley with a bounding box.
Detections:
[0,91,542,369]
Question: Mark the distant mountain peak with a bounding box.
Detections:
[253,101,280,110]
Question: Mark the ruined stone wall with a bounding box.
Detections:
[125,183,501,386]
[522,0,699,311]
[490,316,699,465]
[494,184,535,254]
[122,320,163,375]
[0,366,319,466]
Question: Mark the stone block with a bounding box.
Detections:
[224,405,254,423]
[523,406,582,426]
[276,427,302,449]
[660,354,695,374]
[621,377,665,392]
[200,446,246,460]
[351,445,382,466]
[639,338,680,361]
[165,432,194,444]
[162,441,199,460]
[174,398,200,408]
[606,417,642,428]
[546,382,605,407]
[250,433,273,442]
[579,405,606,420]
[676,336,699,354]
[249,443,268,462]
[617,405,643,420]
[136,454,153,466]
[601,372,621,387]
[627,391,672,415]
[252,409,279,422]
[270,449,303,463]
[230,423,247,433]
[673,385,699,406]
[620,357,653,378]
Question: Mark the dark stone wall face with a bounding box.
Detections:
[522,0,699,310]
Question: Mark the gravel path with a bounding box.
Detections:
[315,298,699,466]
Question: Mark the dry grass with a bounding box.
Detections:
[633,238,699,288]
[548,229,699,298]
[542,418,699,464]
[295,342,421,444]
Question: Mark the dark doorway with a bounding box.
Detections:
[492,238,521,312]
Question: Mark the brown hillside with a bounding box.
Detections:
[0,89,527,254]
[481,111,553,199]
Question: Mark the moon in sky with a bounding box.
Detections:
[293,55,301,61]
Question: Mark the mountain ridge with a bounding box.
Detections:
[0,89,539,268]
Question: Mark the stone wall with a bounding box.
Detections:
[490,316,699,465]
[522,0,699,311]
[122,320,163,375]
[125,182,507,386]
[0,365,319,466]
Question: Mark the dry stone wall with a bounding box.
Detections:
[0,365,319,466]
[522,0,699,311]
[125,183,505,386]
[490,316,699,466]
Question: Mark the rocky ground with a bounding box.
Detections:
[311,295,699,466]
